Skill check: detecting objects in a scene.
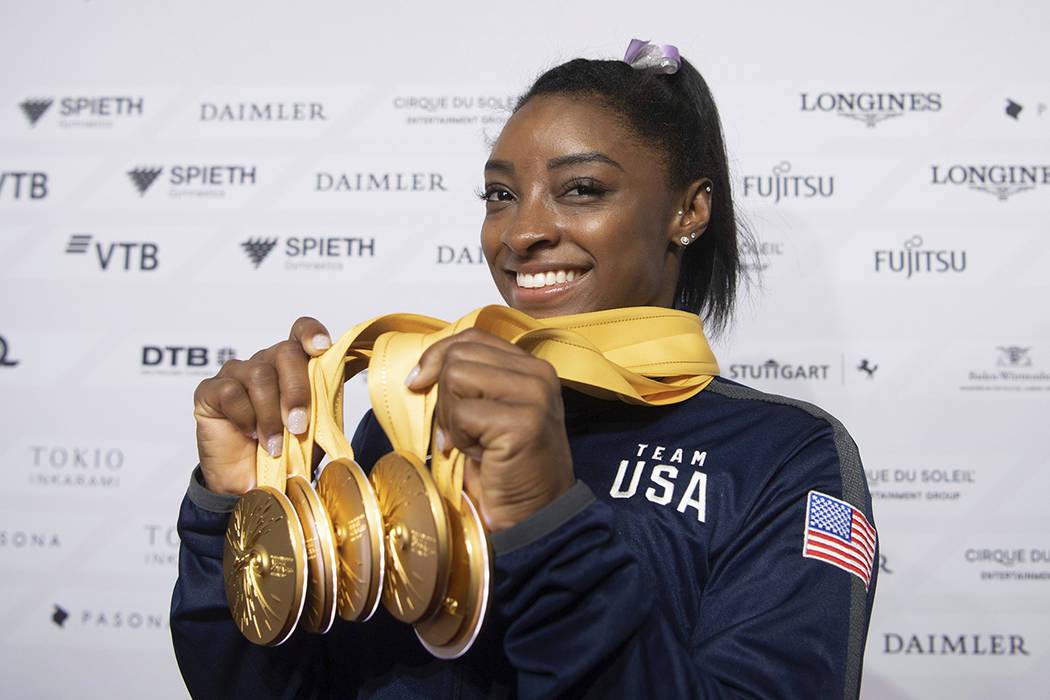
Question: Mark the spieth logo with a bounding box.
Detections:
[128,167,163,196]
[19,98,53,126]
[65,234,158,271]
[930,164,1050,201]
[0,335,20,367]
[728,359,831,381]
[52,605,69,628]
[800,91,941,127]
[199,101,328,121]
[127,164,257,198]
[242,237,278,267]
[1006,99,1023,120]
[19,95,144,127]
[241,236,375,271]
[857,359,879,378]
[741,162,833,204]
[873,236,966,279]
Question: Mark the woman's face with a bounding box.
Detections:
[480,94,687,318]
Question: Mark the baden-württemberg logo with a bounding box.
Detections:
[800,91,941,127]
[741,162,834,204]
[930,164,1050,201]
[961,346,1050,392]
[873,236,966,279]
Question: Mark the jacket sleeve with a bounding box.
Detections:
[170,468,330,700]
[491,417,877,699]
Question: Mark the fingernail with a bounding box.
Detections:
[287,407,308,435]
[311,334,331,352]
[404,364,420,387]
[266,435,283,458]
[434,427,447,454]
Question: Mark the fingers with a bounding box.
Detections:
[290,316,331,356]
[406,328,532,391]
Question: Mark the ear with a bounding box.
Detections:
[671,178,713,247]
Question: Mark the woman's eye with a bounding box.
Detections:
[564,179,606,197]
[480,186,513,202]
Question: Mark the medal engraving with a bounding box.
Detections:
[372,452,451,624]
[318,458,384,622]
[222,487,307,646]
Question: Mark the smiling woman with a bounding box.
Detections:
[172,40,876,699]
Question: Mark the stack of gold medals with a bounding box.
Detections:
[222,306,719,658]
[222,312,491,658]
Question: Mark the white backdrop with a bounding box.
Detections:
[1,1,1047,697]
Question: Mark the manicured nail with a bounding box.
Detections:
[266,435,283,458]
[404,364,420,387]
[434,427,448,455]
[287,407,308,435]
[311,334,331,352]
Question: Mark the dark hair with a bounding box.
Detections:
[515,57,750,334]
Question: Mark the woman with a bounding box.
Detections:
[173,41,876,699]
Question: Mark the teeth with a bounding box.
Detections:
[516,269,581,289]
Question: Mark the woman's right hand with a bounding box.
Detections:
[192,317,332,495]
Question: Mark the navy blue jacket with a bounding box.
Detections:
[171,378,877,698]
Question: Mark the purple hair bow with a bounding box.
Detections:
[623,39,681,74]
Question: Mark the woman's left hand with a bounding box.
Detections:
[406,328,574,531]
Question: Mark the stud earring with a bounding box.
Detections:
[679,236,690,245]
[677,210,684,217]
[705,184,712,193]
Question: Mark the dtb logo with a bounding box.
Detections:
[141,346,236,369]
[65,234,158,271]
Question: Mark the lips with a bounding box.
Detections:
[515,269,584,289]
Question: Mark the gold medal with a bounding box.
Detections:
[285,474,338,634]
[222,486,307,646]
[415,492,491,658]
[371,452,451,624]
[317,457,385,622]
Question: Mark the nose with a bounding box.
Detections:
[499,196,560,257]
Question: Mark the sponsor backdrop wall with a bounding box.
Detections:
[1,2,1046,697]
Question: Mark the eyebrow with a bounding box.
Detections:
[547,152,624,172]
[483,152,625,175]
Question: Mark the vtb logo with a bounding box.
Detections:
[0,171,48,200]
[19,98,53,126]
[65,234,158,271]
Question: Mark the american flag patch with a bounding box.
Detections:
[802,491,876,590]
